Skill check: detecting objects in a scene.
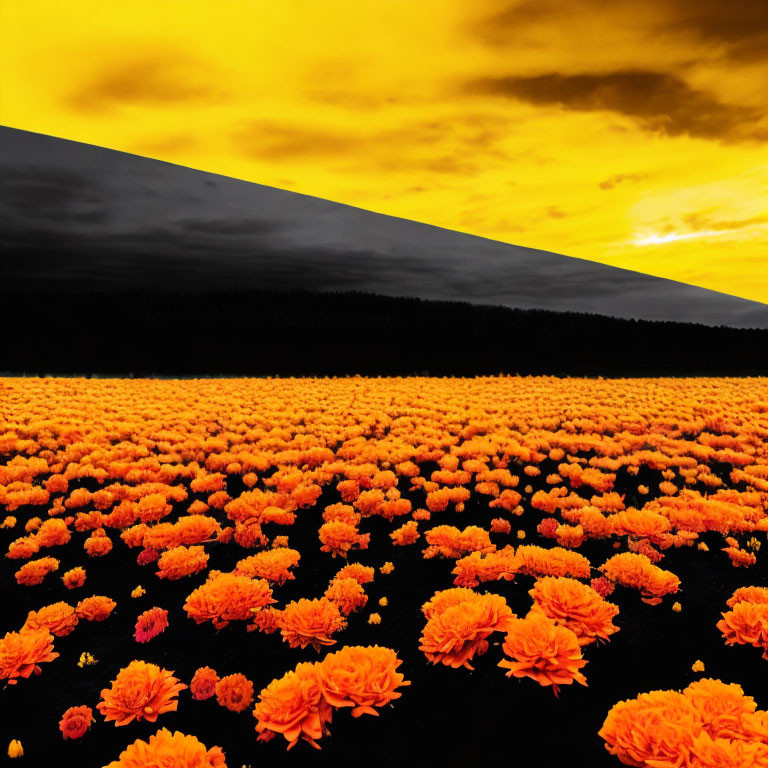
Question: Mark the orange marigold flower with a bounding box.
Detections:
[97,660,187,726]
[722,546,757,568]
[717,601,768,659]
[84,530,113,557]
[75,595,117,622]
[499,612,587,694]
[184,572,275,630]
[529,576,620,645]
[103,728,225,768]
[0,629,58,684]
[683,678,757,741]
[59,705,93,740]
[15,556,59,586]
[452,547,519,588]
[279,598,346,651]
[335,563,375,584]
[318,521,369,558]
[216,673,254,713]
[253,662,333,750]
[131,586,146,599]
[368,613,381,625]
[600,552,680,605]
[317,645,410,717]
[390,520,420,546]
[6,536,40,560]
[7,739,23,758]
[190,666,219,700]
[727,586,768,608]
[62,567,86,589]
[692,660,705,673]
[23,601,79,637]
[599,689,703,767]
[420,591,515,670]
[590,576,615,597]
[135,607,169,643]
[156,545,209,580]
[380,561,394,575]
[324,577,368,615]
[490,518,511,534]
[235,548,300,584]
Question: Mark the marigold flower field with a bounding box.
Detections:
[2,376,768,766]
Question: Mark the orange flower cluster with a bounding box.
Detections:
[529,576,620,645]
[423,525,494,559]
[253,645,408,750]
[104,728,225,768]
[420,589,515,669]
[61,567,86,589]
[451,546,519,587]
[600,552,680,605]
[599,679,768,767]
[318,521,370,558]
[184,572,275,629]
[235,547,300,584]
[190,666,220,700]
[97,660,187,726]
[14,556,59,586]
[515,545,592,579]
[390,520,420,546]
[75,595,116,622]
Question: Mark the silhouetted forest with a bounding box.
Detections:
[1,290,766,377]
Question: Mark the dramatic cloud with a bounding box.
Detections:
[469,70,766,142]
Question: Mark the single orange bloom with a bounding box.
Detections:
[62,567,86,589]
[156,545,209,580]
[420,591,515,669]
[22,601,79,637]
[683,678,757,741]
[499,612,587,694]
[253,662,333,750]
[59,705,93,740]
[76,595,117,622]
[190,667,219,701]
[97,660,187,726]
[0,629,58,684]
[529,576,620,645]
[335,563,375,584]
[215,673,254,713]
[317,645,410,717]
[14,556,59,586]
[134,607,169,643]
[279,598,346,651]
[324,577,368,615]
[599,689,703,767]
[184,572,275,629]
[103,728,225,767]
[717,601,768,658]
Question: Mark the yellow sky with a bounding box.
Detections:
[2,0,767,302]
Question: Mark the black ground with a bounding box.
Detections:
[2,455,767,768]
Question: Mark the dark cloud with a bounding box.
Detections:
[68,52,223,112]
[475,0,768,62]
[599,173,647,190]
[1,127,766,329]
[468,70,766,142]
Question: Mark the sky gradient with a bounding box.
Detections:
[1,0,767,302]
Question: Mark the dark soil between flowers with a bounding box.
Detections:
[2,461,767,768]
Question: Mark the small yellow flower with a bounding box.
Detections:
[516,530,526,540]
[131,585,146,598]
[8,740,23,758]
[368,613,382,625]
[78,651,97,668]
[692,660,705,673]
[672,602,682,613]
[380,562,394,575]
[697,542,709,552]
[378,597,388,607]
